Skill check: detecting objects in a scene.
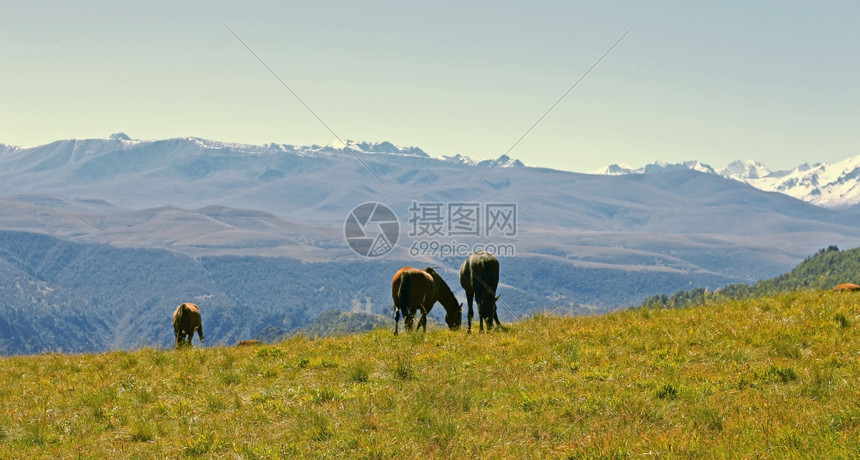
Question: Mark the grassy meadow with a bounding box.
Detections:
[0,290,857,458]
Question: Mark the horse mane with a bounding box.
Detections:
[423,267,459,311]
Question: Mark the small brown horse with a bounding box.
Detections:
[172,302,204,348]
[460,251,501,333]
[391,266,462,335]
[833,283,860,291]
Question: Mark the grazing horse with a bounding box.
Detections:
[460,251,501,333]
[172,302,204,348]
[237,340,261,347]
[391,266,463,335]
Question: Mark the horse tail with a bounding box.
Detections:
[175,303,186,329]
[397,272,411,314]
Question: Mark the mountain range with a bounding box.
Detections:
[595,156,860,208]
[1,134,859,354]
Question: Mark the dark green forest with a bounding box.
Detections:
[639,245,860,308]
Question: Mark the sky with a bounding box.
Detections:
[2,1,859,173]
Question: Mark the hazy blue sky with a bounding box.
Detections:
[2,1,858,172]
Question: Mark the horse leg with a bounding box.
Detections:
[466,292,474,334]
[394,308,400,335]
[418,306,429,332]
[476,298,487,332]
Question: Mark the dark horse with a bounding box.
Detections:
[460,251,501,333]
[173,302,204,348]
[391,266,462,335]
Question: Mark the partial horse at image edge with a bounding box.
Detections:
[833,283,860,291]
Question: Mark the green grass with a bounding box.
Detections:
[1,290,858,458]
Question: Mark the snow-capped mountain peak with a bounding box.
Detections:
[745,156,860,208]
[324,139,429,157]
[716,160,772,180]
[594,160,715,176]
[594,156,860,208]
[592,163,639,175]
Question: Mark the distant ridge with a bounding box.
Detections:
[5,134,854,206]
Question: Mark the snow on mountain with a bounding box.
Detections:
[595,161,715,176]
[440,153,478,166]
[592,163,640,175]
[440,153,525,168]
[744,156,860,208]
[716,160,773,180]
[0,143,20,159]
[596,156,860,208]
[323,139,429,157]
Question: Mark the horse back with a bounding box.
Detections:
[392,266,414,307]
[461,251,499,295]
[173,302,201,331]
[393,267,434,311]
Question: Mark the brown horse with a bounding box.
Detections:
[833,283,860,291]
[172,302,204,348]
[460,251,501,333]
[391,266,463,335]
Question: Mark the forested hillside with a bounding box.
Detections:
[641,245,860,308]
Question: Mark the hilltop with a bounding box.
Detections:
[0,290,856,457]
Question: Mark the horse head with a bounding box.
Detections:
[404,313,416,331]
[424,266,462,331]
[445,302,463,330]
